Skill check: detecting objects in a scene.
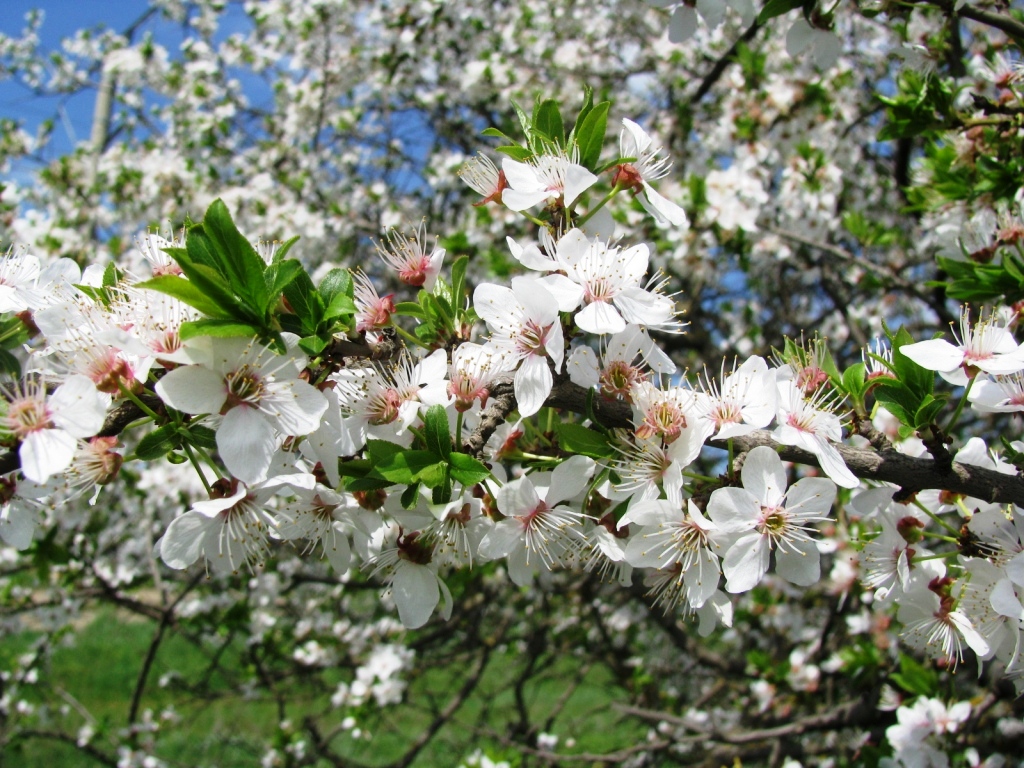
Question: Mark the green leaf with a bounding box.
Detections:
[298,335,329,356]
[914,394,948,429]
[136,275,226,318]
[496,145,533,162]
[417,460,448,488]
[423,405,452,460]
[401,482,422,509]
[102,261,123,288]
[570,85,595,142]
[555,422,614,458]
[872,381,918,427]
[282,270,323,334]
[533,98,565,145]
[187,425,218,450]
[366,439,406,463]
[264,260,305,309]
[323,291,357,322]
[449,452,491,485]
[511,99,532,139]
[575,101,609,171]
[135,424,179,460]
[450,255,469,308]
[337,458,374,478]
[840,362,867,397]
[375,450,440,485]
[481,126,517,144]
[891,652,938,697]
[175,259,259,321]
[199,198,269,307]
[344,475,392,491]
[270,235,300,263]
[757,0,803,23]
[890,326,934,398]
[179,318,266,342]
[0,348,21,377]
[319,268,354,310]
[394,301,428,319]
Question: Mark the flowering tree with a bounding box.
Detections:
[3,1,1024,766]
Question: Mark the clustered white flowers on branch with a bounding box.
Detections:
[0,99,1021,698]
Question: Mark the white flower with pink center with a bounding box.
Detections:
[374,221,445,290]
[474,277,564,418]
[154,336,328,484]
[708,445,836,593]
[553,229,679,335]
[500,148,598,212]
[353,270,395,340]
[968,372,1024,413]
[774,379,858,489]
[158,479,277,575]
[0,375,107,484]
[624,499,723,609]
[332,348,451,451]
[614,119,688,227]
[0,250,41,313]
[478,455,595,586]
[448,342,511,413]
[629,380,709,447]
[901,307,1024,386]
[695,355,777,440]
[367,529,453,629]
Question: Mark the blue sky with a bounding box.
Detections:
[1,2,158,157]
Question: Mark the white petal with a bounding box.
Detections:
[158,511,211,569]
[707,487,759,533]
[548,455,595,504]
[512,277,559,326]
[899,338,964,373]
[538,274,584,312]
[497,476,541,517]
[478,518,524,560]
[514,355,553,417]
[563,163,599,206]
[218,406,276,483]
[639,184,689,227]
[811,438,860,489]
[20,429,76,483]
[264,379,327,436]
[392,562,440,629]
[775,540,821,586]
[668,5,698,42]
[49,375,106,437]
[0,503,36,549]
[722,532,769,593]
[567,346,600,389]
[575,301,626,335]
[155,365,228,414]
[740,446,787,506]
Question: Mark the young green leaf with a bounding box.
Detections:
[424,404,452,460]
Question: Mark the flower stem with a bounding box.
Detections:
[119,383,163,421]
[394,324,430,350]
[912,498,961,536]
[576,184,623,228]
[944,374,976,435]
[182,443,213,495]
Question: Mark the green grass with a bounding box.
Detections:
[0,611,646,767]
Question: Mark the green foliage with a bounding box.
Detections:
[890,652,939,697]
[872,326,945,437]
[878,71,953,141]
[555,422,615,458]
[137,199,348,354]
[936,253,1024,305]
